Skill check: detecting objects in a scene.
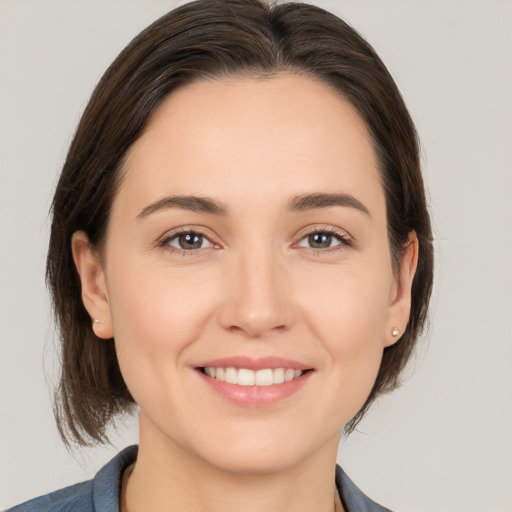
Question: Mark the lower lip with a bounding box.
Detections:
[197,370,312,407]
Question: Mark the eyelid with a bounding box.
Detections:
[155,224,353,255]
[292,224,353,251]
[157,226,221,253]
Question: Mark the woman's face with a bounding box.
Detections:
[75,74,416,474]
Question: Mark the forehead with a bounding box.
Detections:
[117,74,384,217]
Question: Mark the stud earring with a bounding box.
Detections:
[93,319,105,325]
[392,327,400,337]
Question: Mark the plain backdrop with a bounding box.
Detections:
[0,1,511,510]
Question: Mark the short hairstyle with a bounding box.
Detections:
[47,0,433,445]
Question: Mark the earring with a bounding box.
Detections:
[93,319,105,325]
[392,327,400,337]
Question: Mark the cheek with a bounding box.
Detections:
[105,257,221,400]
[298,259,393,344]
[108,255,218,343]
[296,261,393,417]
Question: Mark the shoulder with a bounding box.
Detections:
[6,445,138,512]
[6,480,93,512]
[336,466,393,512]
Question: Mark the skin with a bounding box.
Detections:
[72,74,418,512]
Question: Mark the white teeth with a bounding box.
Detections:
[273,367,285,384]
[255,369,273,386]
[225,367,238,385]
[284,368,295,382]
[238,368,255,386]
[204,367,304,386]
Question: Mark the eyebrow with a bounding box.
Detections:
[287,192,370,216]
[137,195,228,220]
[136,192,370,220]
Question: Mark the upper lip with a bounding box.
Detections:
[195,356,312,371]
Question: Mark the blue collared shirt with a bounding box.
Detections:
[7,445,391,511]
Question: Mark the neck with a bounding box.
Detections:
[122,416,343,512]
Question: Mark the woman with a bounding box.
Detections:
[8,0,433,510]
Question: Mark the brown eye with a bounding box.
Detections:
[166,232,212,250]
[308,233,334,249]
[298,232,343,249]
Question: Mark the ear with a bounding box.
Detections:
[385,231,419,347]
[71,231,113,339]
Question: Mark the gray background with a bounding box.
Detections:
[0,1,511,510]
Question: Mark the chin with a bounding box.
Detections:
[207,448,304,476]
[192,426,334,477]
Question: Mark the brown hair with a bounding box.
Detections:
[47,0,433,445]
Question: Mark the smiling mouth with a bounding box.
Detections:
[199,367,309,386]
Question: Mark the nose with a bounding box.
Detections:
[218,242,295,339]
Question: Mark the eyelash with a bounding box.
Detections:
[157,226,353,255]
[294,226,353,254]
[157,227,217,255]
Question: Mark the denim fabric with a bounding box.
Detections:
[8,445,392,511]
[6,446,137,512]
[336,466,392,512]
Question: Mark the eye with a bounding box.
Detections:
[164,230,213,251]
[296,229,351,250]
